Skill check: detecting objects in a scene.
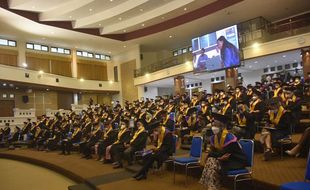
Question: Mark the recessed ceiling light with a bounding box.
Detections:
[118,17,122,20]
[123,45,127,48]
[184,7,187,11]
[140,8,143,12]
[46,89,49,91]
[169,35,173,38]
[69,16,72,19]
[161,16,165,19]
[123,29,127,32]
[80,78,84,82]
[249,65,252,68]
[89,8,93,12]
[22,63,28,67]
[39,70,44,74]
[110,0,113,1]
[254,61,258,64]
[98,23,101,26]
[274,60,278,63]
[267,65,270,67]
[294,60,297,62]
[141,23,145,27]
[31,6,36,9]
[186,80,189,82]
[282,55,286,58]
[16,87,19,90]
[252,42,259,48]
[3,83,7,86]
[108,51,111,54]
[109,80,114,84]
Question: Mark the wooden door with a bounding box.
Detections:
[211,82,226,93]
[0,100,15,117]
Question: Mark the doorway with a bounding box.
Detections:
[0,100,15,117]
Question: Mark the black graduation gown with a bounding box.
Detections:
[209,141,247,173]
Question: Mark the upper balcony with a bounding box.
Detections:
[134,12,310,78]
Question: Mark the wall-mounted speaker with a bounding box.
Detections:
[25,73,29,78]
[99,83,102,87]
[56,78,59,82]
[22,95,29,103]
[144,86,148,92]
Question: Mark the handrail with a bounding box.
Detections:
[135,13,310,78]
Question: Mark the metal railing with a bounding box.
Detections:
[135,13,310,78]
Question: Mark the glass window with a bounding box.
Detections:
[0,39,8,46]
[173,51,178,56]
[82,51,88,57]
[41,46,48,51]
[51,47,57,52]
[88,53,93,58]
[34,44,41,50]
[178,49,182,55]
[95,54,100,59]
[8,40,16,47]
[58,48,64,54]
[64,49,70,54]
[26,43,34,49]
[188,47,192,52]
[76,51,82,56]
[100,55,105,60]
[106,56,111,61]
[182,48,187,53]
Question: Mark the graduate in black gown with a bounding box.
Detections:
[200,113,247,190]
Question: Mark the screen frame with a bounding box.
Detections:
[191,24,243,74]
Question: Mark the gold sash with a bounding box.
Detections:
[202,106,208,114]
[130,127,145,144]
[220,104,230,115]
[104,127,112,139]
[236,114,246,127]
[214,129,228,150]
[156,126,166,149]
[114,127,127,144]
[72,128,80,138]
[273,88,281,97]
[269,106,285,126]
[286,95,296,106]
[250,99,261,112]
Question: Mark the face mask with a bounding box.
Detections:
[212,127,220,135]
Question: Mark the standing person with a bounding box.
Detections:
[216,36,240,68]
[196,48,209,71]
[200,113,247,190]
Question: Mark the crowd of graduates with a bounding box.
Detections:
[0,74,309,189]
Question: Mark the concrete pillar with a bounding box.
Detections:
[71,49,78,78]
[73,93,78,105]
[225,68,238,89]
[302,49,310,80]
[18,40,26,67]
[174,76,185,95]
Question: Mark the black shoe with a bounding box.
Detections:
[85,155,92,160]
[135,174,147,181]
[59,152,65,155]
[113,163,123,169]
[132,172,141,179]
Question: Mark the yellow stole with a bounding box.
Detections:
[269,106,285,126]
[157,126,166,149]
[104,127,112,139]
[228,97,233,104]
[247,91,253,96]
[214,129,229,150]
[250,99,261,112]
[236,114,246,127]
[114,127,127,144]
[202,106,208,114]
[220,104,230,115]
[235,92,241,99]
[139,112,145,119]
[184,107,189,115]
[72,128,80,138]
[130,127,145,144]
[273,88,282,97]
[286,95,296,106]
[192,100,198,106]
[163,115,169,125]
[208,98,213,104]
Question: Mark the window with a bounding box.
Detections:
[0,38,16,47]
[292,62,298,68]
[188,47,192,52]
[173,51,178,56]
[285,64,290,69]
[277,65,283,70]
[76,50,111,60]
[182,48,187,53]
[26,42,48,52]
[270,67,275,72]
[263,68,268,73]
[50,46,70,55]
[51,47,57,53]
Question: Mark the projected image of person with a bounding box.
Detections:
[217,36,240,68]
[196,48,209,71]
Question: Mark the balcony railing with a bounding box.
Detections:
[135,13,310,78]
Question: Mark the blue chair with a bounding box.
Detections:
[226,139,254,190]
[280,150,310,190]
[173,136,203,186]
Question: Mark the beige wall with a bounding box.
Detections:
[120,59,138,102]
[80,93,112,106]
[57,92,73,110]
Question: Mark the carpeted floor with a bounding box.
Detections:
[0,146,307,190]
